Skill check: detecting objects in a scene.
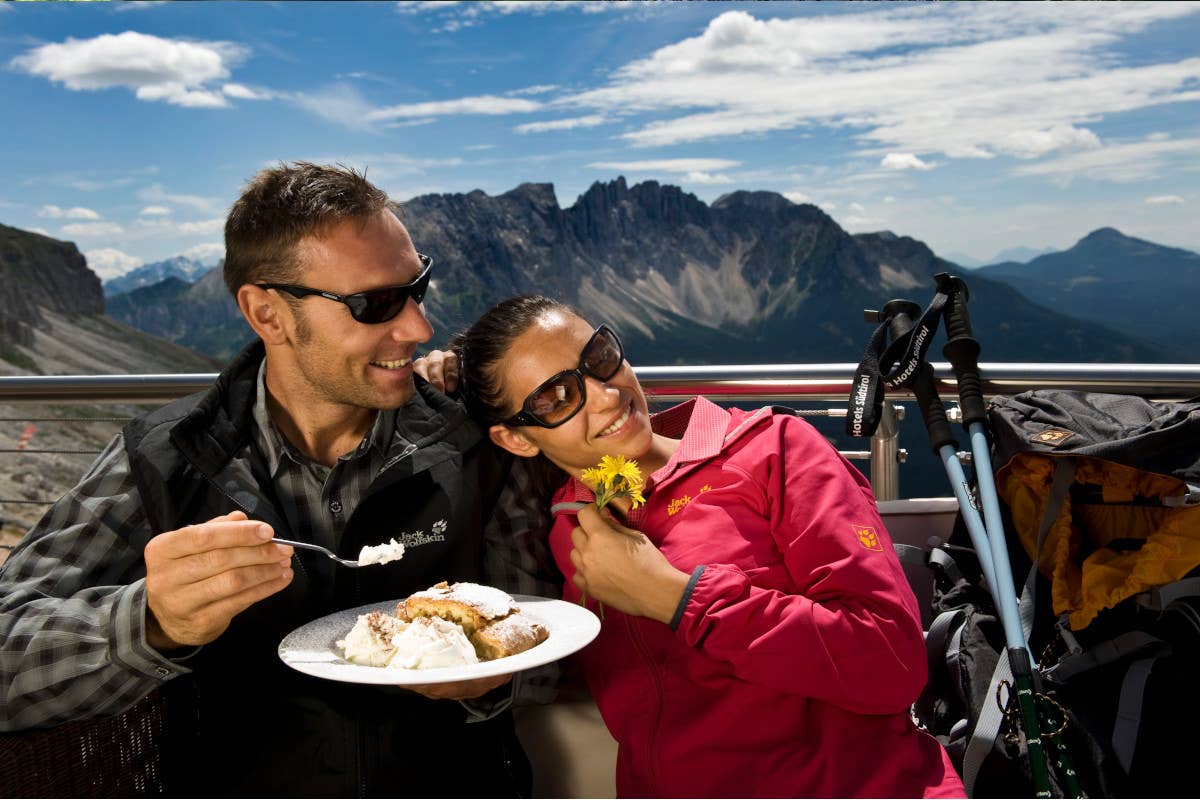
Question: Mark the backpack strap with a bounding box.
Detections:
[1112,656,1161,774]
[1135,576,1200,611]
[1042,631,1168,683]
[1018,459,1078,641]
[962,648,1016,796]
[1162,483,1200,508]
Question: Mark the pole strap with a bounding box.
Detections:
[847,288,954,438]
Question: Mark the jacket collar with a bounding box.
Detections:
[647,396,772,485]
[169,339,481,477]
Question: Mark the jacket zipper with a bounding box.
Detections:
[626,614,663,795]
[353,443,419,609]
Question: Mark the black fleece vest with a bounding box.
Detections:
[121,343,524,797]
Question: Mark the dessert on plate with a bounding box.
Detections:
[336,581,548,669]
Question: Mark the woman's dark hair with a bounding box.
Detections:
[451,294,586,426]
[452,294,585,499]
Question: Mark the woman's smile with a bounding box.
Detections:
[597,403,633,438]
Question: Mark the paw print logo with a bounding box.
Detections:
[854,525,883,552]
[432,519,447,534]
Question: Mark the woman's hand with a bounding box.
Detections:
[570,504,689,624]
[414,349,460,394]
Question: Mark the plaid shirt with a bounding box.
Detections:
[0,362,558,730]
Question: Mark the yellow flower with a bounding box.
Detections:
[577,455,646,620]
[581,454,645,510]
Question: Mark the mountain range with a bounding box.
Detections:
[2,181,1196,512]
[973,227,1199,358]
[94,178,1184,365]
[103,255,213,298]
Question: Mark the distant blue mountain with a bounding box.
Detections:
[987,244,1056,265]
[102,255,211,298]
[975,227,1200,359]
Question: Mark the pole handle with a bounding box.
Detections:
[936,273,989,426]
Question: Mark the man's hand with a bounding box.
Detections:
[405,673,512,700]
[571,504,689,624]
[143,510,294,650]
[414,349,460,394]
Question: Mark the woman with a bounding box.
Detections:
[455,296,963,798]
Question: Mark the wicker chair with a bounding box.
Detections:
[0,689,168,797]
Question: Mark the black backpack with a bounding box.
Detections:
[914,390,1200,798]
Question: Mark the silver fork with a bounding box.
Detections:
[272,537,363,568]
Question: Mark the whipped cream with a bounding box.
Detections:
[388,616,479,669]
[357,538,406,566]
[337,611,406,667]
[338,611,479,670]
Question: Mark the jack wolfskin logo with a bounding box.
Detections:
[667,485,712,516]
[855,525,883,552]
[1031,429,1074,447]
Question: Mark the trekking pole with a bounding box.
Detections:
[938,274,1074,798]
[866,300,1002,598]
[937,274,1031,659]
[869,299,1053,797]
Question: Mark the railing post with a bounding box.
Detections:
[870,401,904,501]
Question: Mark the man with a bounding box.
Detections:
[0,162,557,796]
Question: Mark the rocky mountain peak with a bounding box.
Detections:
[0,223,102,347]
[503,182,559,211]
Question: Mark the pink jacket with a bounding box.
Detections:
[550,398,963,798]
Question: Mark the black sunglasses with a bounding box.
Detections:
[504,325,625,428]
[258,254,432,324]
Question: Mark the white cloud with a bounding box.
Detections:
[396,0,618,33]
[137,184,220,213]
[11,31,248,108]
[223,83,273,101]
[783,191,813,205]
[684,171,733,185]
[135,216,224,236]
[288,84,379,131]
[587,158,741,173]
[881,153,935,171]
[1145,194,1186,205]
[181,242,226,263]
[38,204,101,219]
[85,247,143,280]
[177,218,225,235]
[508,84,560,96]
[62,222,124,237]
[515,114,607,134]
[302,154,466,188]
[1012,136,1200,183]
[557,3,1200,171]
[367,95,542,123]
[1001,125,1102,159]
[139,205,172,217]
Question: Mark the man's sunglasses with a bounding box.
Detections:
[258,254,432,324]
[504,324,625,428]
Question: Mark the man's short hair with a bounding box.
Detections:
[223,162,395,296]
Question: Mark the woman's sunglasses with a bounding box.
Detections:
[258,254,432,324]
[504,324,625,428]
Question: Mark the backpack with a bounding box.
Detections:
[915,390,1200,798]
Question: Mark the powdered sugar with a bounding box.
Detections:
[409,581,517,619]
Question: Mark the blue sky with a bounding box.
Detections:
[2,0,1198,278]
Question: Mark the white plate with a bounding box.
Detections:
[278,594,600,685]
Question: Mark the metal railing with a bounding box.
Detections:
[2,362,1199,507]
